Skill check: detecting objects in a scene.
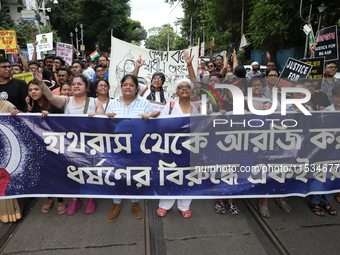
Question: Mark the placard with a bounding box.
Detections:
[0,30,18,54]
[277,58,313,87]
[56,42,73,66]
[36,32,53,52]
[315,25,338,61]
[300,57,325,90]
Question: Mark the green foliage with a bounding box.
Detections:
[144,24,177,51]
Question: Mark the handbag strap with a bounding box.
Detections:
[83,97,90,114]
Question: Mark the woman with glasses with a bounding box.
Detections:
[33,70,104,215]
[133,56,169,104]
[105,74,160,223]
[156,78,199,219]
[95,78,113,113]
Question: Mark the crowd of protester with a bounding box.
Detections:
[0,40,339,223]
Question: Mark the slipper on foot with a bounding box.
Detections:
[57,202,67,215]
[42,201,53,213]
[181,209,192,218]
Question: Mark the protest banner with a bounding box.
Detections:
[300,57,325,89]
[315,25,338,61]
[56,42,73,66]
[1,112,340,199]
[0,30,17,54]
[109,36,199,99]
[277,58,313,87]
[13,72,34,84]
[36,32,53,52]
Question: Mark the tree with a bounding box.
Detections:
[144,24,177,51]
[46,0,132,52]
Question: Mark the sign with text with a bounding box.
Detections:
[315,25,338,61]
[56,42,73,66]
[300,57,325,90]
[1,113,340,199]
[0,30,17,54]
[36,32,53,52]
[277,58,313,87]
[13,72,34,84]
[109,36,199,99]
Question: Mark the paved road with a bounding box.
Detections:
[1,197,340,254]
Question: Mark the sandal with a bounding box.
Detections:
[42,200,54,213]
[214,201,226,214]
[181,209,192,218]
[259,201,270,218]
[57,202,67,215]
[309,203,325,217]
[226,203,239,215]
[276,199,291,213]
[156,208,167,217]
[335,194,340,203]
[320,203,337,216]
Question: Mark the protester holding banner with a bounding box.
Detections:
[157,78,199,219]
[33,71,104,215]
[0,99,22,223]
[132,56,169,103]
[105,74,160,222]
[95,78,113,113]
[11,79,67,214]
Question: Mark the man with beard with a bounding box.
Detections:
[92,55,109,81]
[0,58,27,111]
[246,61,261,79]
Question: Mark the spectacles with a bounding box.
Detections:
[251,84,262,87]
[208,65,214,68]
[71,82,85,87]
[326,66,337,69]
[178,85,191,90]
[72,66,81,69]
[0,65,11,69]
[267,65,275,67]
[122,84,136,88]
[97,84,108,88]
[305,85,313,89]
[98,60,106,62]
[29,66,38,70]
[96,69,104,72]
[153,77,162,81]
[267,75,278,78]
[57,74,68,77]
[54,61,61,64]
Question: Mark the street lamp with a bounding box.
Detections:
[70,32,73,45]
[317,3,328,31]
[75,27,79,56]
[80,24,84,58]
[299,0,315,58]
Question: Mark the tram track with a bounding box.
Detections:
[0,198,37,253]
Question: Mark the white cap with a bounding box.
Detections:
[251,61,259,66]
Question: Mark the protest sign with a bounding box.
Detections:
[36,32,53,52]
[315,25,338,61]
[26,43,37,60]
[0,30,17,54]
[200,42,205,57]
[1,113,340,199]
[277,58,313,87]
[300,57,325,89]
[109,36,199,99]
[56,42,73,66]
[13,72,34,84]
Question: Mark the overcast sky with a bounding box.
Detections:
[129,0,183,33]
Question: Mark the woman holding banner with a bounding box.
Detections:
[33,70,104,215]
[156,78,200,218]
[105,74,160,222]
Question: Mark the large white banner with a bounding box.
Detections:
[109,36,198,99]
